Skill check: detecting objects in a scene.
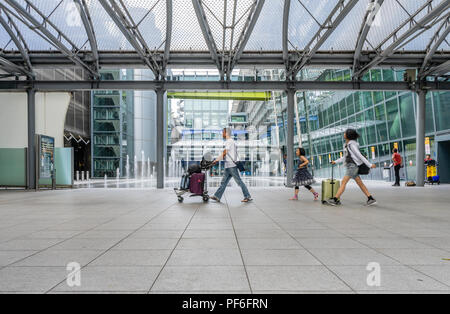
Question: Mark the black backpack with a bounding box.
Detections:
[188,164,202,175]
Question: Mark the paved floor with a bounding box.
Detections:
[1,182,450,294]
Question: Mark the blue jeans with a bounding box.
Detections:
[214,167,251,200]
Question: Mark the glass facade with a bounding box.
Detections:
[297,69,450,181]
[92,70,134,178]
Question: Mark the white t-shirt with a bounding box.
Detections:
[224,138,239,169]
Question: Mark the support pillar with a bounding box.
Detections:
[416,90,427,187]
[156,89,165,189]
[286,89,296,188]
[27,89,36,190]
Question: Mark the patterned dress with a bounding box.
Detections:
[293,166,315,186]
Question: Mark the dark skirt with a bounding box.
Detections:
[293,167,315,186]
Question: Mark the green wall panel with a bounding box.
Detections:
[55,148,73,186]
[0,148,27,187]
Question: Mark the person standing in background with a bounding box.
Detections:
[392,149,403,186]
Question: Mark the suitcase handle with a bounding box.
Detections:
[331,163,335,183]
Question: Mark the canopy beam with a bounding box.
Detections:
[419,16,450,78]
[0,9,33,77]
[192,0,224,80]
[355,0,450,78]
[2,0,98,78]
[289,0,359,77]
[353,0,384,80]
[229,0,265,76]
[163,0,173,76]
[98,0,161,79]
[74,0,100,78]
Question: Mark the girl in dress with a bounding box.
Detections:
[290,148,319,201]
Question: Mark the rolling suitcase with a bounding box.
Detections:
[321,165,341,204]
[190,173,205,195]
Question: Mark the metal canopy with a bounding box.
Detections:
[0,0,448,81]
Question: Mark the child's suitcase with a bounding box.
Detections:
[321,165,341,204]
[190,173,205,195]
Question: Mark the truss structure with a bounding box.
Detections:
[0,0,448,83]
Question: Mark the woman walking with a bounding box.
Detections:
[290,148,319,201]
[327,129,377,206]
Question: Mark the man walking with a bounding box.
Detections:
[210,128,252,203]
[392,148,402,186]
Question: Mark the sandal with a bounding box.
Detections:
[313,192,319,201]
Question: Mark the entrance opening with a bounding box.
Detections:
[438,140,450,184]
[166,90,288,188]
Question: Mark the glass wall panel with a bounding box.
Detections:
[399,93,415,138]
[374,103,388,142]
[434,92,450,132]
[386,98,402,140]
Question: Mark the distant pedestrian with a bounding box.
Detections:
[290,148,319,201]
[392,148,403,186]
[210,128,252,203]
[327,129,377,206]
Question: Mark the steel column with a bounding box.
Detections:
[416,90,427,187]
[156,89,166,189]
[27,88,36,190]
[286,89,296,188]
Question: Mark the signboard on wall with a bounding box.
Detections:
[229,113,248,125]
[37,135,55,180]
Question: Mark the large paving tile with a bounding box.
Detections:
[151,266,250,292]
[0,239,62,251]
[53,266,161,292]
[308,248,400,266]
[235,229,291,239]
[24,230,81,239]
[51,238,120,251]
[167,249,242,266]
[177,238,238,250]
[142,223,188,231]
[297,238,367,249]
[247,266,351,292]
[0,251,36,267]
[76,230,132,239]
[354,237,432,249]
[14,250,102,267]
[90,250,172,266]
[130,230,184,239]
[242,249,321,266]
[288,229,346,238]
[378,248,450,266]
[182,229,235,239]
[0,267,66,293]
[334,228,400,238]
[188,224,233,231]
[113,238,179,250]
[238,238,302,250]
[330,266,450,292]
[412,237,450,250]
[412,265,450,287]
